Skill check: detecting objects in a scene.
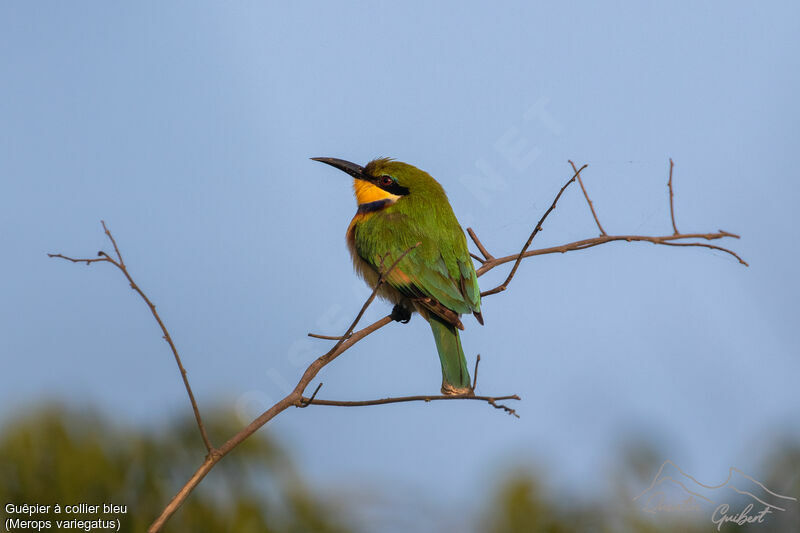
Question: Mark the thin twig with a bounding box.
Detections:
[329,242,421,355]
[472,354,481,392]
[47,253,109,266]
[570,159,606,235]
[101,220,125,265]
[486,398,519,417]
[480,164,586,297]
[298,382,324,407]
[49,223,214,454]
[658,240,748,266]
[668,158,679,235]
[307,332,350,340]
[469,252,485,264]
[467,227,494,260]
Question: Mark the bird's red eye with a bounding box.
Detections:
[380,175,394,187]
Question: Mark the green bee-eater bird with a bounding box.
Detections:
[312,157,483,395]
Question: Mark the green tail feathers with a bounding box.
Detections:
[428,317,472,394]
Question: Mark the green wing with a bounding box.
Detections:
[354,211,481,320]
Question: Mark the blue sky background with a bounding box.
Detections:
[1,1,798,529]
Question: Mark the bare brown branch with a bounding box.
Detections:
[475,230,746,277]
[480,164,586,297]
[470,161,746,287]
[329,242,421,354]
[145,239,522,531]
[49,158,745,531]
[570,159,606,236]
[298,392,520,418]
[49,224,214,454]
[146,314,396,532]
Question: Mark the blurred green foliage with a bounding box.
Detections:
[479,443,799,533]
[0,406,351,532]
[1,406,797,532]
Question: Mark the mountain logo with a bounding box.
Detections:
[634,460,797,530]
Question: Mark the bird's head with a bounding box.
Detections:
[311,157,443,207]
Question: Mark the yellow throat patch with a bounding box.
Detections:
[353,179,401,205]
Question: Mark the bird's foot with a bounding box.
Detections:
[391,304,412,324]
[441,383,474,397]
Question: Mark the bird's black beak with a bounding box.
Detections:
[311,157,368,181]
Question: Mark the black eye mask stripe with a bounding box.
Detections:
[373,179,409,196]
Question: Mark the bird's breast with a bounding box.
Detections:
[346,212,405,306]
[346,213,377,283]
